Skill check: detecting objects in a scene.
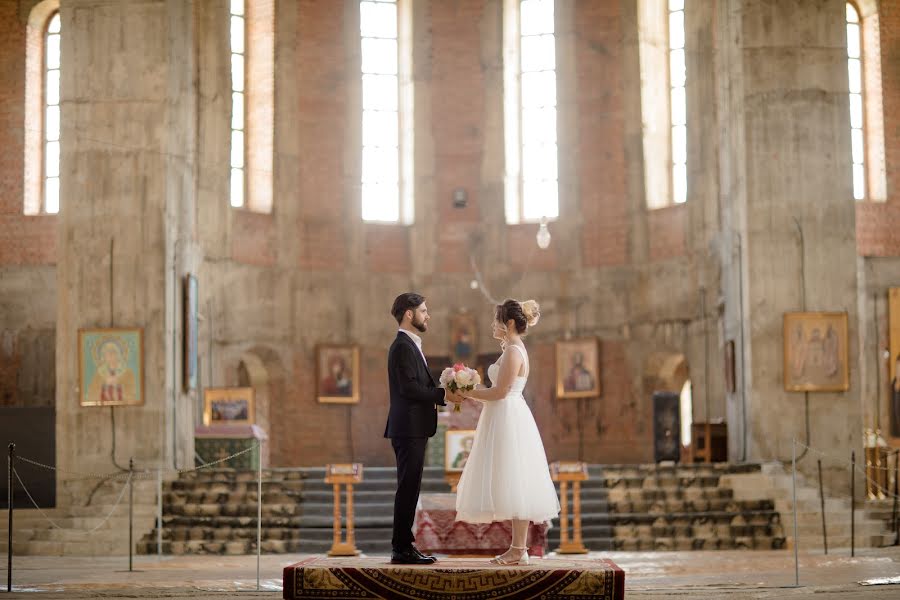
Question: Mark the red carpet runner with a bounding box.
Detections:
[283,556,625,599]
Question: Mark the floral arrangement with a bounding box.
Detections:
[439,363,481,412]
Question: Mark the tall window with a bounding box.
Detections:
[846,3,865,200]
[639,0,686,209]
[230,0,246,208]
[361,0,405,223]
[43,13,61,214]
[668,0,686,204]
[504,0,558,224]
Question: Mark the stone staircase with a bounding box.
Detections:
[138,467,449,555]
[599,463,785,551]
[138,463,791,556]
[1,478,158,556]
[720,463,896,550]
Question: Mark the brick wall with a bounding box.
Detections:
[577,0,630,268]
[431,0,485,225]
[0,2,57,265]
[295,0,347,271]
[231,210,276,266]
[648,204,686,261]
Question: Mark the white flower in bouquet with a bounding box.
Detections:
[439,368,455,388]
[440,363,480,411]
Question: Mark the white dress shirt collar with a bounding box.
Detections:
[398,328,427,364]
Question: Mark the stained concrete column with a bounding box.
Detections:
[718,0,861,475]
[55,0,197,490]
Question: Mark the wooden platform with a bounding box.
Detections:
[282,555,625,599]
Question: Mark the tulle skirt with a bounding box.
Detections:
[455,393,560,524]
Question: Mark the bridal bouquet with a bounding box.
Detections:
[440,363,481,412]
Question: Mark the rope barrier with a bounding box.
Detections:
[14,443,259,482]
[792,440,899,472]
[13,468,132,535]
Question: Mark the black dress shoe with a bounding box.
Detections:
[410,545,437,563]
[391,547,435,565]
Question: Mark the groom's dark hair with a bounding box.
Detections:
[392,293,426,324]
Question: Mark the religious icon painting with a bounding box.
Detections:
[556,338,601,399]
[445,429,476,473]
[316,345,360,404]
[783,312,849,392]
[450,311,477,365]
[203,387,255,426]
[78,328,145,407]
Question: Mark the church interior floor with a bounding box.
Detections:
[2,547,899,599]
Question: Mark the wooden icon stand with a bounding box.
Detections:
[550,461,589,554]
[445,471,461,492]
[325,463,364,557]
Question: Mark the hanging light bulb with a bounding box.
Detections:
[536,217,551,249]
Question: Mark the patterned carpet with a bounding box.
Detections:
[283,556,625,599]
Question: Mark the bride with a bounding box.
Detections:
[455,299,560,565]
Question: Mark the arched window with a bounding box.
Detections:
[229,0,246,208]
[229,0,274,213]
[845,1,886,202]
[23,2,61,216]
[847,3,864,200]
[638,0,687,209]
[44,13,61,214]
[504,0,559,224]
[668,0,686,205]
[360,0,413,223]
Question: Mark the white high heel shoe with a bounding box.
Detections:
[490,544,530,566]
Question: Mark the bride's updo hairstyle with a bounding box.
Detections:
[496,299,541,334]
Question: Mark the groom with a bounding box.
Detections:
[385,293,462,564]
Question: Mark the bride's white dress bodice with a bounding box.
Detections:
[487,346,528,396]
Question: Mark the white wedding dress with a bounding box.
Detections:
[455,344,560,524]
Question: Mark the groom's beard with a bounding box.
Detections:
[412,316,427,333]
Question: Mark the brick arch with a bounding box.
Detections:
[644,351,689,393]
[850,0,878,19]
[234,346,286,466]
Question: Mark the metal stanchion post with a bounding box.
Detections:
[817,459,827,555]
[7,443,15,593]
[850,451,856,558]
[156,468,162,559]
[129,457,134,572]
[791,439,799,587]
[257,442,262,591]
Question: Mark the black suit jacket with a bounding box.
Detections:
[384,332,446,438]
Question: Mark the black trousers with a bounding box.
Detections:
[390,436,428,550]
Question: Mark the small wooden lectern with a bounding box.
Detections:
[445,471,462,492]
[325,463,364,557]
[550,461,589,554]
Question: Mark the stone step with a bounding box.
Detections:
[163,503,301,518]
[788,532,896,549]
[2,539,134,556]
[604,509,781,523]
[611,535,784,551]
[607,488,734,501]
[603,478,723,490]
[607,499,772,513]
